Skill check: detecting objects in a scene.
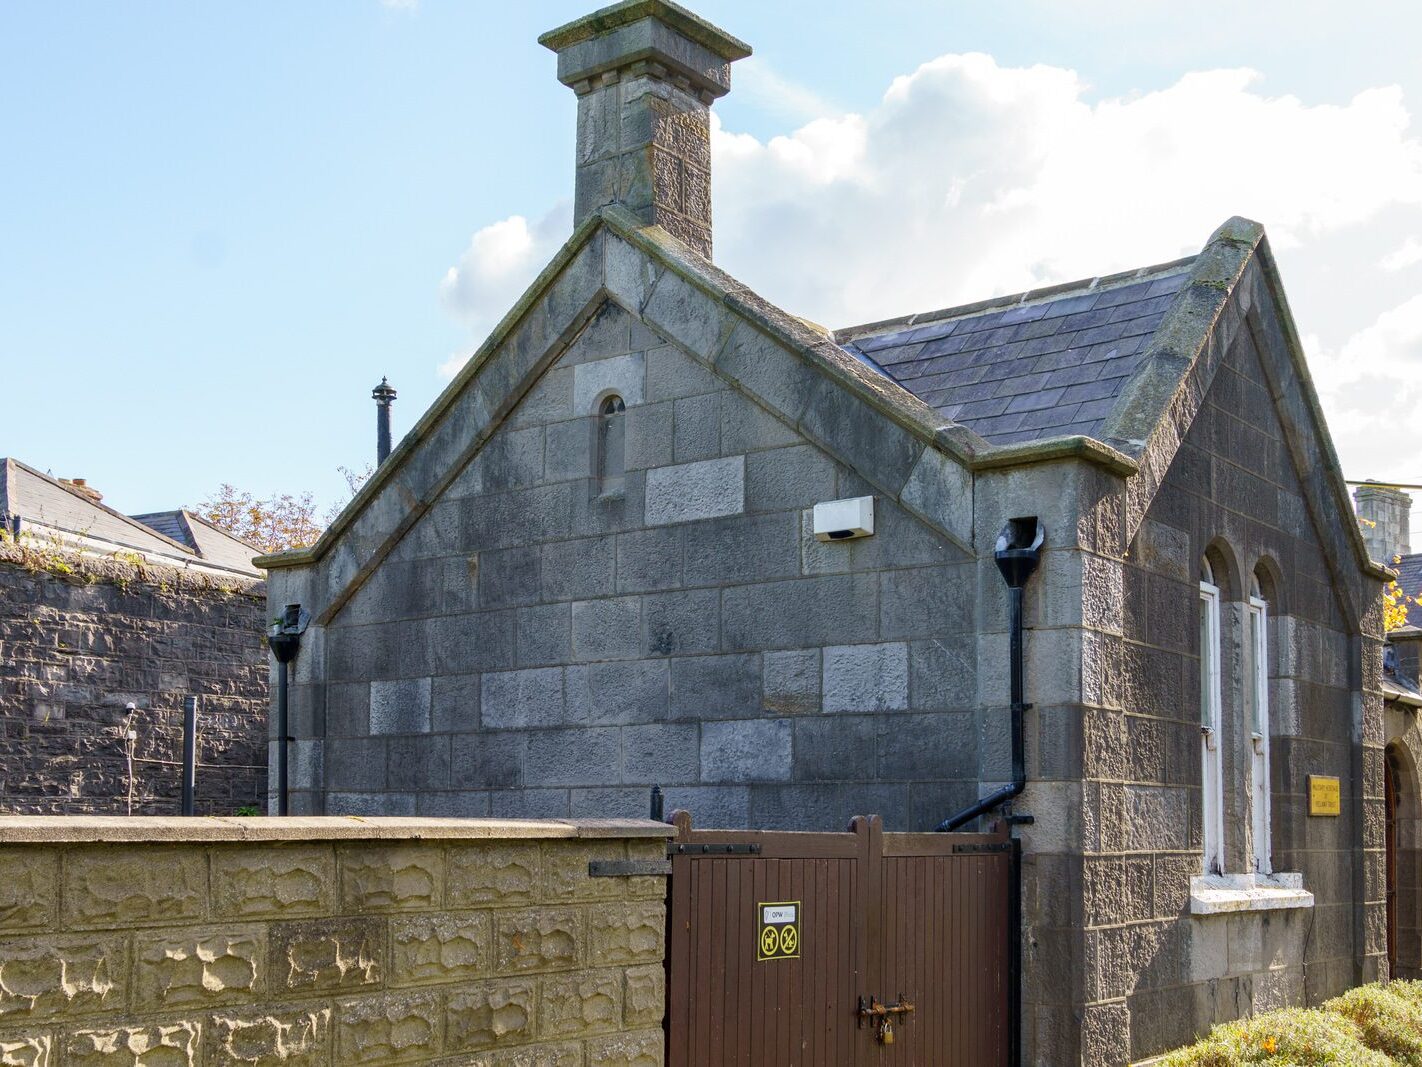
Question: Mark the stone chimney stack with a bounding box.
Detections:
[1355,482,1413,565]
[60,478,102,504]
[540,0,751,260]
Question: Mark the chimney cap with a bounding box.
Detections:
[540,0,750,99]
[60,477,103,503]
[372,377,397,402]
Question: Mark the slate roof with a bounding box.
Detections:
[132,509,264,576]
[1,459,262,578]
[1396,552,1422,630]
[836,260,1194,446]
[131,510,189,544]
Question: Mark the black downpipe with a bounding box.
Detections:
[181,695,198,816]
[936,517,1042,1067]
[268,604,306,817]
[936,516,1044,832]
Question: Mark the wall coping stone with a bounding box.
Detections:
[0,815,675,844]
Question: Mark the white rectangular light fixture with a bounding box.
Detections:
[813,496,875,541]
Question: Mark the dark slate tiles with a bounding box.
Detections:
[1399,554,1422,628]
[842,267,1191,446]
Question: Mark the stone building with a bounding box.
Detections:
[1,458,268,814]
[258,2,1390,1061]
[1355,482,1422,981]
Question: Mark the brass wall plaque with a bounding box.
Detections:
[1309,774,1341,816]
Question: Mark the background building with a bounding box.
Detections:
[1,457,267,814]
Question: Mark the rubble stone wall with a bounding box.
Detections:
[0,817,670,1066]
[0,548,267,814]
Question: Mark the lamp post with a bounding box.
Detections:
[267,604,308,816]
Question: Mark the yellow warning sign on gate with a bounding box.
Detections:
[758,900,800,961]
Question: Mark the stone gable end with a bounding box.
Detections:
[311,294,980,828]
[1075,315,1384,1062]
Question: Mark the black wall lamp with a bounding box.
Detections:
[268,603,309,816]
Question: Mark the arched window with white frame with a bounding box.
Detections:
[1247,570,1272,874]
[1200,557,1225,875]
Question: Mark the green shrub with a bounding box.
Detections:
[1156,1006,1393,1066]
[1325,984,1422,1066]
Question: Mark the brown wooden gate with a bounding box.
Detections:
[665,812,1014,1066]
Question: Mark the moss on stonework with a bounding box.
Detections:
[0,537,263,599]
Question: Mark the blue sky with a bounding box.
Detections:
[3,2,1421,517]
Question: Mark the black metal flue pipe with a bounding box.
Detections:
[937,517,1044,833]
[181,695,198,816]
[373,377,397,465]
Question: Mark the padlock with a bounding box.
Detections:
[881,1020,894,1045]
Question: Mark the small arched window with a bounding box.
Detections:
[596,394,626,492]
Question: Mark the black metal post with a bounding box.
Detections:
[650,785,664,822]
[181,695,197,816]
[268,626,302,817]
[276,661,289,816]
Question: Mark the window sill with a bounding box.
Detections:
[1189,873,1314,915]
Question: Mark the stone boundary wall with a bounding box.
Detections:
[0,816,672,1066]
[0,546,267,815]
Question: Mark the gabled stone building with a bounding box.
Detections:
[258,3,1390,1062]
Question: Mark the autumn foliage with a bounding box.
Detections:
[196,484,323,554]
[195,466,372,555]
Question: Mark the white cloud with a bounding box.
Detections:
[736,58,840,124]
[1312,294,1422,481]
[438,203,571,377]
[1383,237,1422,271]
[710,57,1422,328]
[437,53,1422,492]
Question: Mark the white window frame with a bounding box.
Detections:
[1200,577,1225,875]
[1248,587,1272,875]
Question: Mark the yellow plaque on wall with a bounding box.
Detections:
[1309,775,1341,816]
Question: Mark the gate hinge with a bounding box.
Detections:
[951,842,1010,854]
[588,859,673,878]
[667,842,762,856]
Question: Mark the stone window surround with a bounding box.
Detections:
[1193,547,1312,915]
[1189,871,1314,914]
[594,391,627,496]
